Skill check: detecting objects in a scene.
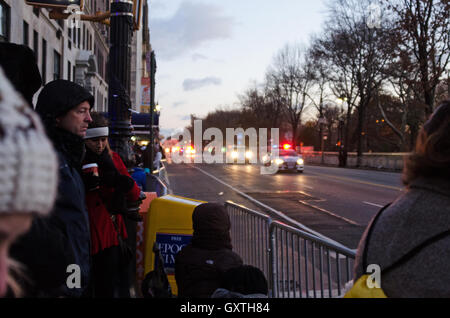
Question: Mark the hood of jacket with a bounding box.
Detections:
[191,203,232,250]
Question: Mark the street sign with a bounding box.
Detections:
[25,0,83,10]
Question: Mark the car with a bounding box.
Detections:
[226,145,255,164]
[265,149,304,173]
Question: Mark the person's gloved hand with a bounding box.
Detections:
[115,175,135,193]
[82,172,100,191]
[96,149,121,187]
[106,191,128,215]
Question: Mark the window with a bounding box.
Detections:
[33,30,38,61]
[23,21,29,46]
[0,1,10,42]
[67,61,71,81]
[53,50,61,80]
[41,39,47,83]
[77,27,80,48]
[33,7,39,17]
[68,27,72,49]
[82,24,85,49]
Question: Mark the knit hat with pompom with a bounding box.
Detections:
[0,66,58,215]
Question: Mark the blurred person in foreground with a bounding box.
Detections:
[83,112,141,297]
[0,67,58,297]
[10,80,94,297]
[352,100,450,297]
[175,203,243,298]
[0,43,42,108]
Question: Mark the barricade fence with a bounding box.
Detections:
[225,201,356,298]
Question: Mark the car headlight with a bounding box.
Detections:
[297,158,304,165]
[245,151,253,159]
[231,151,238,159]
[274,158,284,165]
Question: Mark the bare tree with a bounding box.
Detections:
[266,43,313,145]
[314,0,394,166]
[387,0,450,117]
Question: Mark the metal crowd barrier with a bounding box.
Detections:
[225,201,356,298]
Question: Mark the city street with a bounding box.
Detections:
[164,162,404,249]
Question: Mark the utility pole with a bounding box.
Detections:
[149,50,156,172]
[108,0,135,167]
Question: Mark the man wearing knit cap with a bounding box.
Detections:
[175,203,243,298]
[10,80,94,297]
[0,66,58,297]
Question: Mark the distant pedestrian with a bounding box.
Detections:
[211,265,268,298]
[0,67,58,297]
[131,155,147,191]
[0,43,42,107]
[10,80,94,297]
[351,100,450,297]
[175,203,243,298]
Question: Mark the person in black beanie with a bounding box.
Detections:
[0,43,42,107]
[175,203,243,298]
[10,80,94,297]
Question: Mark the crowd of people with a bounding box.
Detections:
[0,42,449,298]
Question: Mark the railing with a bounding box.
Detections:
[225,201,356,298]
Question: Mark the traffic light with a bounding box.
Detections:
[25,0,83,9]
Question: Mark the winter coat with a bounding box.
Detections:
[175,245,243,298]
[85,151,141,255]
[131,167,147,191]
[353,177,450,297]
[175,203,243,298]
[10,134,90,297]
[211,288,268,298]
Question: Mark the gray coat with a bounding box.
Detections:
[353,177,450,297]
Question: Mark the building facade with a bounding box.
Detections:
[2,1,114,113]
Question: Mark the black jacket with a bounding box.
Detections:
[10,148,91,297]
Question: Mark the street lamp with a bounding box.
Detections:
[336,96,348,167]
[318,116,327,165]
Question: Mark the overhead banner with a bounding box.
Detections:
[141,77,150,113]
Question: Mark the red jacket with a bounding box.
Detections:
[85,151,141,255]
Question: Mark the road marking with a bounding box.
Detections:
[191,164,352,251]
[307,171,403,191]
[363,201,384,208]
[298,200,360,226]
[302,185,314,190]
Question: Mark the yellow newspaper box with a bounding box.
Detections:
[143,195,206,295]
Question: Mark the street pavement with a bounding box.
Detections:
[163,162,404,249]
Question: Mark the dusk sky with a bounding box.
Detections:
[147,0,329,138]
